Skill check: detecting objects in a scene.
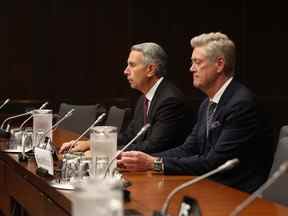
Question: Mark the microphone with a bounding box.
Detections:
[103,123,151,178]
[0,98,10,110]
[65,113,106,153]
[157,158,240,216]
[230,160,288,216]
[1,111,34,130]
[0,98,11,138]
[19,101,49,130]
[37,108,75,149]
[19,109,75,162]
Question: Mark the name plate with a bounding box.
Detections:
[34,147,54,175]
[178,196,201,216]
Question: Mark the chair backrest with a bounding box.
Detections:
[262,126,288,206]
[58,103,105,134]
[105,106,128,132]
[279,125,288,142]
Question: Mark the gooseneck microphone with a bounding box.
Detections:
[159,158,240,215]
[0,98,12,138]
[19,109,75,162]
[1,111,33,131]
[0,98,10,110]
[66,113,106,153]
[103,123,151,178]
[37,109,75,149]
[230,161,288,216]
[19,101,49,130]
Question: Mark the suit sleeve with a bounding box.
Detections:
[117,118,135,148]
[160,99,257,176]
[117,101,140,148]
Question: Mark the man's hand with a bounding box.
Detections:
[117,151,156,172]
[58,140,90,154]
[84,150,92,158]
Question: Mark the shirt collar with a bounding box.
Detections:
[145,77,164,102]
[210,77,233,104]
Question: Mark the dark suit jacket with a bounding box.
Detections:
[118,79,191,153]
[157,80,273,193]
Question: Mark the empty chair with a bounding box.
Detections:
[279,125,288,142]
[262,126,288,206]
[58,103,105,134]
[105,106,129,132]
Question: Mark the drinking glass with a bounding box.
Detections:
[32,109,52,147]
[90,126,117,177]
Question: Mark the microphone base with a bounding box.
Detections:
[124,209,143,216]
[36,167,50,177]
[0,128,10,139]
[18,153,29,162]
[123,189,131,202]
[152,211,166,216]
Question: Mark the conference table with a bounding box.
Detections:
[1,129,288,216]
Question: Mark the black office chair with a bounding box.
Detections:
[262,126,288,206]
[58,103,105,134]
[105,106,130,132]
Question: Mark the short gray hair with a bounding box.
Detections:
[131,42,168,77]
[190,32,235,76]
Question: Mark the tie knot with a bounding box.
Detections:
[144,97,149,105]
[208,101,216,110]
[208,101,217,116]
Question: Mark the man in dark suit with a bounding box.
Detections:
[119,81,188,153]
[119,42,189,153]
[59,42,190,154]
[117,33,273,193]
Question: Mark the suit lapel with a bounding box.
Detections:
[136,96,147,142]
[198,99,209,136]
[146,80,166,122]
[136,96,146,126]
[212,79,238,121]
[205,80,239,143]
[197,99,209,153]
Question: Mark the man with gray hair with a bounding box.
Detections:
[118,42,189,153]
[118,33,273,193]
[59,42,190,154]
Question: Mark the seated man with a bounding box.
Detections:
[59,42,191,154]
[117,32,274,193]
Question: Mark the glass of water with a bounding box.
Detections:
[32,109,52,147]
[21,127,33,150]
[8,128,22,150]
[90,126,117,177]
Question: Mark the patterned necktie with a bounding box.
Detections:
[207,101,217,138]
[143,97,149,124]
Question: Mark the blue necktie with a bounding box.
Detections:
[207,101,217,138]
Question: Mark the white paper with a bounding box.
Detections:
[34,147,54,175]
